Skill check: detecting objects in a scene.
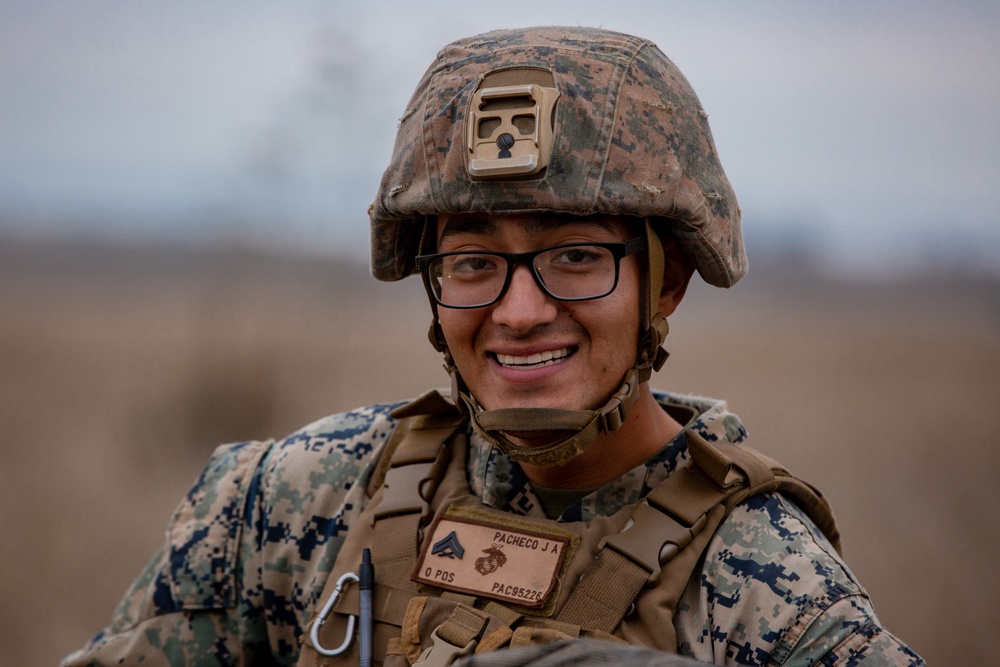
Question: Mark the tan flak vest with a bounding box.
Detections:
[298,391,840,667]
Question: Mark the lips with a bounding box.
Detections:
[493,346,573,370]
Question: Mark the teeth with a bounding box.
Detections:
[497,347,570,368]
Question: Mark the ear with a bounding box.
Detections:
[658,239,696,317]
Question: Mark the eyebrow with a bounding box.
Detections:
[438,216,499,244]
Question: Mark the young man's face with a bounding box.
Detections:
[434,212,644,414]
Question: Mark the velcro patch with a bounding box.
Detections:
[413,506,573,608]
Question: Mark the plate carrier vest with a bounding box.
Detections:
[298,390,840,667]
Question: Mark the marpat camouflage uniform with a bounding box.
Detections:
[63,391,923,666]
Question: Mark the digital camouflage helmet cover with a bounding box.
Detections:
[369,26,745,466]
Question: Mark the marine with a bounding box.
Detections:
[64,26,924,667]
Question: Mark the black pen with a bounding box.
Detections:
[359,548,374,667]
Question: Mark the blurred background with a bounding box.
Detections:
[1,1,997,665]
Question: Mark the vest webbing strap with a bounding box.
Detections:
[555,457,728,634]
[557,428,841,636]
[371,418,461,622]
[556,547,652,634]
[437,604,491,649]
[323,393,467,638]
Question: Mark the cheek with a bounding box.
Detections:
[571,298,640,369]
[437,309,480,355]
[609,266,644,343]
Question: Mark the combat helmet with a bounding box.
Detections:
[369,26,745,466]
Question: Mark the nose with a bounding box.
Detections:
[491,263,558,333]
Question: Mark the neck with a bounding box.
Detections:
[516,385,682,489]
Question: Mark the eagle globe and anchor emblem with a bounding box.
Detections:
[474,544,508,575]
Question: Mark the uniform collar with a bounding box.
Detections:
[466,391,749,522]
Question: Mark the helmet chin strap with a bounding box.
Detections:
[427,221,670,468]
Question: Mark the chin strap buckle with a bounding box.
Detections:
[598,369,641,433]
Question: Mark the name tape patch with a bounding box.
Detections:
[413,511,572,608]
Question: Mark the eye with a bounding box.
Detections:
[548,246,602,266]
[446,254,501,278]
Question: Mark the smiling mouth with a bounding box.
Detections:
[493,347,573,370]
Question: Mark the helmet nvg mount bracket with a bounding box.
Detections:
[369,26,745,467]
[466,68,560,180]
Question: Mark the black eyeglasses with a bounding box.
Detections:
[415,237,646,309]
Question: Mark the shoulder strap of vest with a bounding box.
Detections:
[688,431,841,552]
[556,428,840,648]
[368,390,467,620]
[300,391,468,667]
[366,389,465,498]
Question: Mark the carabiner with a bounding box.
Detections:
[309,571,359,656]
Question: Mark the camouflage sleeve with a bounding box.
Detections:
[784,595,923,666]
[61,402,402,667]
[675,493,924,666]
[61,439,271,666]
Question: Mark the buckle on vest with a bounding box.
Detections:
[413,627,477,667]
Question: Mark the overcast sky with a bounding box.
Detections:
[1,0,998,276]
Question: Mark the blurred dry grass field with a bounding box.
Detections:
[2,238,997,666]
